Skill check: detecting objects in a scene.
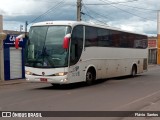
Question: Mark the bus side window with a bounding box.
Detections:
[85,26,98,47]
[97,28,110,47]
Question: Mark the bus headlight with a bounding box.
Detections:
[25,71,33,75]
[55,72,68,76]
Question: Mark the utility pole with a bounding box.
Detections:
[0,15,3,33]
[0,15,5,81]
[157,10,160,64]
[20,25,23,32]
[25,21,28,35]
[77,0,82,21]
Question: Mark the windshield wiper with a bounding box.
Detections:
[41,46,49,57]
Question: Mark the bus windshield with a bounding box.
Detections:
[25,25,71,68]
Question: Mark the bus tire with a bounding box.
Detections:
[86,68,96,85]
[131,65,137,77]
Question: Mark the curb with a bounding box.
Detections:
[0,79,26,86]
[148,64,157,67]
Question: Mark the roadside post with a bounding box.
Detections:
[0,33,6,81]
[157,11,160,64]
[0,15,6,81]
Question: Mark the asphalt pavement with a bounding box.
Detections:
[0,64,160,120]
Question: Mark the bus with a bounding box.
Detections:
[25,21,148,85]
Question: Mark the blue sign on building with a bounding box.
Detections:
[3,34,27,80]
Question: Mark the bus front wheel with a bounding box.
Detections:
[86,68,96,85]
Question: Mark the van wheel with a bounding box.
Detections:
[131,65,137,77]
[86,69,96,85]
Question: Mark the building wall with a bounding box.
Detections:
[148,37,157,64]
[0,15,4,81]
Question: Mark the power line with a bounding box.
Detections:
[83,0,156,23]
[29,0,66,24]
[45,4,75,21]
[85,0,138,5]
[99,0,155,21]
[33,0,58,3]
[82,4,108,25]
[115,4,158,11]
[83,12,108,25]
[82,3,110,21]
[29,0,65,23]
[113,3,157,16]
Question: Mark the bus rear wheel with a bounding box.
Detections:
[86,68,96,85]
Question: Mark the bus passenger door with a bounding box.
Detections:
[68,25,84,83]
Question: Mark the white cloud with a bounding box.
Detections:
[3,21,25,31]
[0,0,159,36]
[0,0,50,16]
[108,17,157,35]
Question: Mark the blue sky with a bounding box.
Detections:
[0,0,159,36]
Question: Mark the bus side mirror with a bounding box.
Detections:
[63,34,71,49]
[15,38,20,49]
[15,34,25,49]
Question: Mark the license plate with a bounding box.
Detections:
[40,78,48,82]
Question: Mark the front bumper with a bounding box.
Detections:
[26,75,69,84]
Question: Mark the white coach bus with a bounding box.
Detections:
[25,21,148,85]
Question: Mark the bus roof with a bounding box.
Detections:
[32,21,147,36]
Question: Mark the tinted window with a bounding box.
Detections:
[85,26,98,47]
[109,31,147,49]
[128,33,135,48]
[70,25,83,66]
[84,26,147,49]
[97,28,110,47]
[110,30,121,47]
[134,35,148,48]
[120,32,128,48]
